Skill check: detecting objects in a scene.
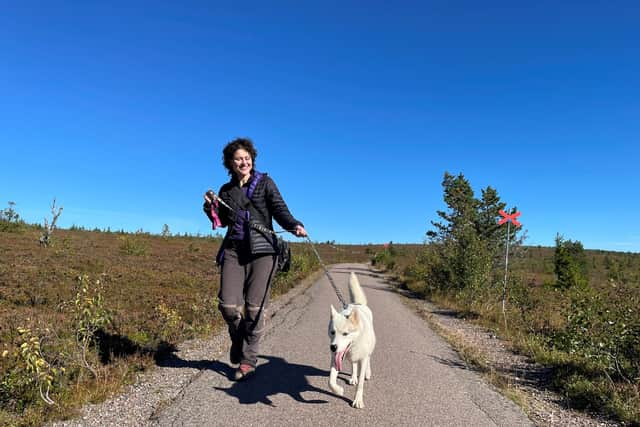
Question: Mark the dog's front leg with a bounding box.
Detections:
[328,355,344,396]
[365,358,371,380]
[351,356,369,409]
[349,360,358,385]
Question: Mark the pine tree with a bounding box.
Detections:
[553,234,589,288]
[427,172,490,292]
[428,172,477,243]
[476,186,505,246]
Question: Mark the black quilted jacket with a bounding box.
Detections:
[203,172,303,234]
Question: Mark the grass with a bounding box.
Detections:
[0,225,376,426]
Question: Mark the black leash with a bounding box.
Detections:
[303,236,348,309]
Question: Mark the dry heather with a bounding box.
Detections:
[0,227,374,426]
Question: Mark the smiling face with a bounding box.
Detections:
[231,148,253,181]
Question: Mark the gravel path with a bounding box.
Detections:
[55,264,540,426]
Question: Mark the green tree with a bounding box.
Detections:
[553,234,589,289]
[423,172,526,306]
[476,186,505,244]
[428,172,478,242]
[0,201,25,232]
[427,172,491,293]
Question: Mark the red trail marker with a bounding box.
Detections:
[498,210,522,227]
[498,208,522,329]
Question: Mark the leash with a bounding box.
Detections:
[210,192,348,308]
[303,236,348,309]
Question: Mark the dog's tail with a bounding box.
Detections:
[349,272,367,306]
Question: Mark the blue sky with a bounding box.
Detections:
[1,1,639,252]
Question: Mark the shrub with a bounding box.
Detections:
[1,327,63,406]
[70,275,112,378]
[371,244,397,270]
[118,236,148,256]
[154,303,183,343]
[0,202,26,233]
[554,286,640,383]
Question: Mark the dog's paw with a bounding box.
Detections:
[329,383,344,396]
[349,376,358,385]
[351,397,364,409]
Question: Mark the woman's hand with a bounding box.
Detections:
[204,189,216,205]
[294,225,308,237]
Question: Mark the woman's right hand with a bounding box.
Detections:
[204,189,216,204]
[294,224,308,237]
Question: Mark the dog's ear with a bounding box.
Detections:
[330,305,338,318]
[349,308,359,326]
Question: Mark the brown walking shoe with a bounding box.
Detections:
[234,363,255,381]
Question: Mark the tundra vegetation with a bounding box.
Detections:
[0,203,371,426]
[371,172,640,425]
[3,188,638,425]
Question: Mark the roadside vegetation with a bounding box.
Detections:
[4,182,638,426]
[0,204,373,426]
[370,172,640,425]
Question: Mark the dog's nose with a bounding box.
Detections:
[330,344,337,352]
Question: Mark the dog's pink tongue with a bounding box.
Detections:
[335,350,345,372]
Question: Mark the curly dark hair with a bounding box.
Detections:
[222,137,258,176]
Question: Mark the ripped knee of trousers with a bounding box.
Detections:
[219,303,244,324]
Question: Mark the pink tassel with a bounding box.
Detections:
[210,200,222,229]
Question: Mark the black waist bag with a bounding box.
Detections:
[275,237,291,273]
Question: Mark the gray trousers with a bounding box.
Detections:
[218,245,277,367]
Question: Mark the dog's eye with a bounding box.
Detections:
[342,332,348,336]
[330,331,335,336]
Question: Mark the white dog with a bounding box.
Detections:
[328,272,376,408]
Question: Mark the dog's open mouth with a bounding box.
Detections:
[334,343,351,372]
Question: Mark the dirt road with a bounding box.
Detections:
[151,264,532,426]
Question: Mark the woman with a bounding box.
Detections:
[203,137,307,380]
